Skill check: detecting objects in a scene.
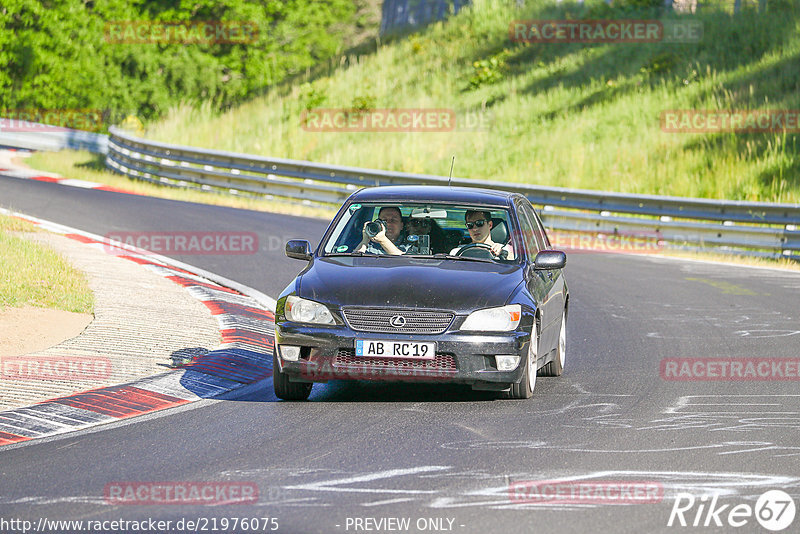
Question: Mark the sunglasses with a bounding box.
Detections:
[465,219,489,229]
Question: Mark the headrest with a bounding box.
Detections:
[491,218,508,244]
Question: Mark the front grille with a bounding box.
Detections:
[334,349,457,373]
[342,308,454,334]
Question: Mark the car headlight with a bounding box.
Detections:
[285,296,334,325]
[461,304,521,332]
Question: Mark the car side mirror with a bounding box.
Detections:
[285,239,312,261]
[534,250,566,270]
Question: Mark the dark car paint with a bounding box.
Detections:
[275,185,568,391]
[274,322,533,388]
[296,256,525,313]
[530,265,564,356]
[329,185,517,206]
[512,196,567,354]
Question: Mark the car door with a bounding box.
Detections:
[529,200,566,350]
[514,199,559,355]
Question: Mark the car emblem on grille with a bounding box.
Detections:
[389,315,406,328]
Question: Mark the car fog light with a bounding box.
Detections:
[280,345,301,362]
[495,355,520,371]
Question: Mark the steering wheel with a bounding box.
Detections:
[455,243,494,258]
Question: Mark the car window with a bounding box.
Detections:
[520,201,548,251]
[320,202,519,262]
[323,204,366,253]
[531,206,551,248]
[515,201,541,258]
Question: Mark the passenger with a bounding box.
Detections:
[355,206,409,255]
[404,217,449,254]
[450,209,515,259]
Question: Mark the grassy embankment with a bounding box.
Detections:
[0,213,93,313]
[142,0,800,203]
[32,0,800,207]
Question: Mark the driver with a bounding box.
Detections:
[450,210,515,259]
[355,206,409,255]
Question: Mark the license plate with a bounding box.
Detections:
[355,340,436,359]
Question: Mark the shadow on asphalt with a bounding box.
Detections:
[226,378,555,403]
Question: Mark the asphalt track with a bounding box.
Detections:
[1,175,800,533]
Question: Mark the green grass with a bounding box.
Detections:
[143,0,800,203]
[0,214,40,234]
[25,151,336,219]
[0,213,94,313]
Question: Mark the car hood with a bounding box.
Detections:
[297,256,524,313]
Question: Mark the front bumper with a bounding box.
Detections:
[274,323,530,388]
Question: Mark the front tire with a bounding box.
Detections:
[505,322,537,399]
[540,309,566,377]
[273,349,312,401]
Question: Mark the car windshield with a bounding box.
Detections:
[321,202,520,263]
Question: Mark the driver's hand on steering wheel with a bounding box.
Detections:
[489,243,503,256]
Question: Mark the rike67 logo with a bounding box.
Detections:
[668,490,796,531]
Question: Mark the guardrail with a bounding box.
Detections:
[105,127,800,260]
[1,123,795,259]
[0,127,108,154]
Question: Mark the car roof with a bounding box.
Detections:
[348,185,517,208]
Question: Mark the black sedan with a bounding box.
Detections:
[273,185,568,400]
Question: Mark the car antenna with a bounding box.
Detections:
[448,156,455,187]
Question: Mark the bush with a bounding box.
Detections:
[0,0,357,129]
[300,83,328,110]
[468,49,511,90]
[351,94,377,112]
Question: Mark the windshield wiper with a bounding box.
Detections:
[429,253,496,263]
[326,252,400,258]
